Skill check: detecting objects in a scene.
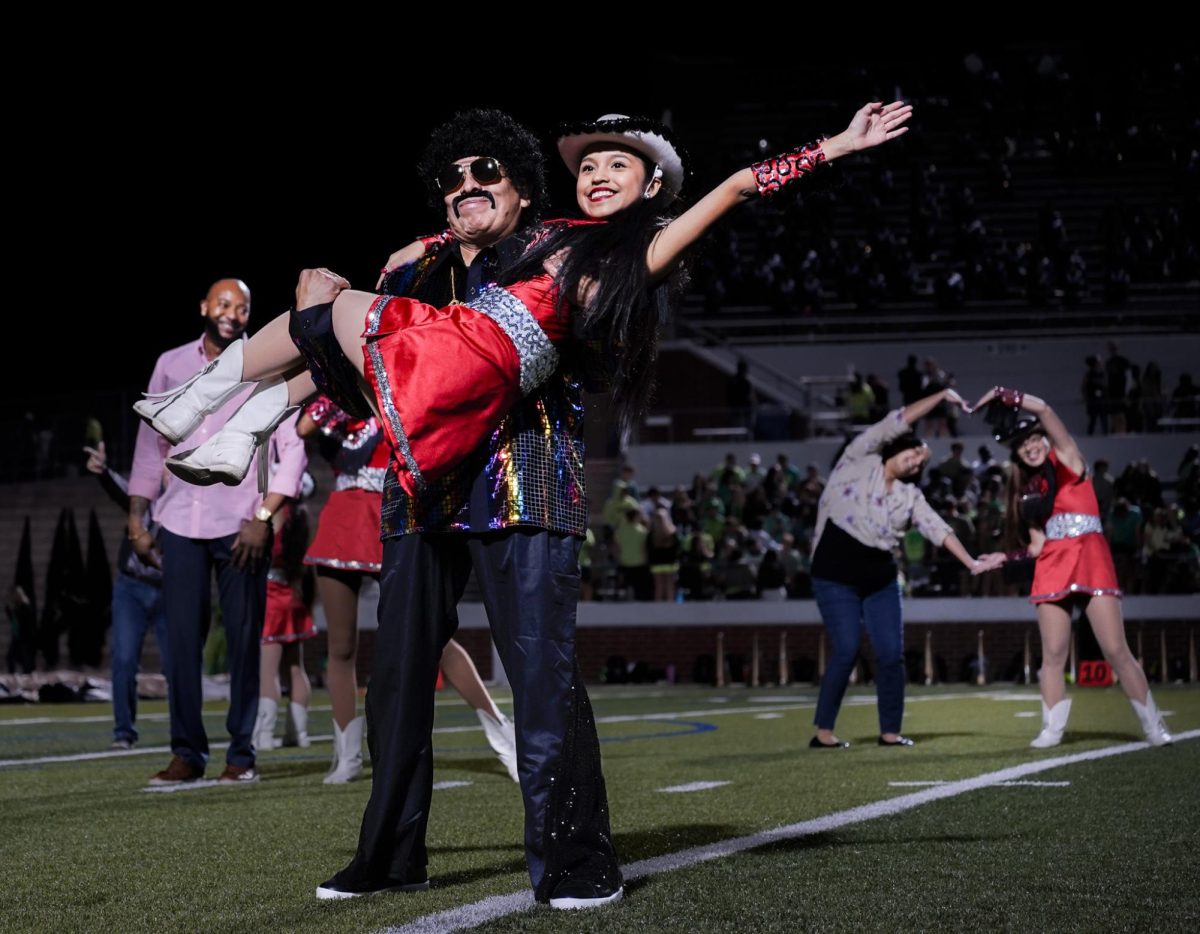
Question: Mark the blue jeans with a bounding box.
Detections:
[812,576,906,735]
[111,574,167,743]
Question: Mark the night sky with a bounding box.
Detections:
[19,40,1171,403]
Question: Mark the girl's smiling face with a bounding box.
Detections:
[576,144,659,218]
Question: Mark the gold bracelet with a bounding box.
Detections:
[127,528,150,543]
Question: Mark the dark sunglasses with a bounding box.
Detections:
[437,157,505,194]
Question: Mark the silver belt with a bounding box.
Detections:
[1045,512,1103,541]
[267,569,289,585]
[335,466,387,493]
[469,287,559,396]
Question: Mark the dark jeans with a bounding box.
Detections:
[812,576,905,735]
[159,528,267,770]
[110,574,168,743]
[335,528,619,902]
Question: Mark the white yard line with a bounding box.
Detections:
[658,781,731,794]
[381,729,1199,934]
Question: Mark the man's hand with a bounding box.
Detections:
[83,442,107,475]
[232,518,271,571]
[296,268,350,309]
[129,528,162,569]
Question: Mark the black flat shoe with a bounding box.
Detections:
[315,869,429,900]
[809,736,849,749]
[878,735,915,746]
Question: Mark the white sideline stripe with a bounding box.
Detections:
[0,690,1034,731]
[1014,712,1039,718]
[0,691,1169,769]
[380,729,1200,934]
[659,781,730,794]
[0,722,503,769]
[888,779,1072,788]
[754,713,784,720]
[432,781,473,791]
[0,697,491,728]
[998,780,1072,787]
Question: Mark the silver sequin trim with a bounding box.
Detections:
[468,287,560,396]
[1045,512,1103,541]
[1031,584,1122,603]
[364,294,387,336]
[303,555,382,573]
[336,467,387,493]
[365,296,425,493]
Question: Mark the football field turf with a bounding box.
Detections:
[2,684,1197,932]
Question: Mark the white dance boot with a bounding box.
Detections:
[134,340,251,445]
[323,717,364,784]
[1131,692,1173,746]
[1030,698,1072,748]
[283,701,310,748]
[477,708,519,783]
[166,379,297,491]
[253,697,278,751]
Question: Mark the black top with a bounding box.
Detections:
[811,521,897,596]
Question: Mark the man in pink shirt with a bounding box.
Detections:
[127,278,307,785]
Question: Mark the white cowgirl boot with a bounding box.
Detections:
[1131,692,1173,746]
[134,340,251,445]
[166,379,297,491]
[283,701,311,748]
[253,697,278,751]
[323,717,364,784]
[1030,699,1072,748]
[477,708,519,783]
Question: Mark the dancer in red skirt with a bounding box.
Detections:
[254,497,317,751]
[298,395,518,783]
[977,386,1172,747]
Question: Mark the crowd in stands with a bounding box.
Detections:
[687,50,1198,317]
[586,438,1200,603]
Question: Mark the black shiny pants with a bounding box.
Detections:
[331,528,620,901]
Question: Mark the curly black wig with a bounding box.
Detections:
[416,109,548,224]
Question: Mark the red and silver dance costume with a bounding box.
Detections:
[1030,450,1121,603]
[302,396,390,574]
[362,239,577,498]
[262,503,316,645]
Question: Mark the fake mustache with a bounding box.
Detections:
[452,189,496,217]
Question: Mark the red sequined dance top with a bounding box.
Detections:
[1029,449,1121,604]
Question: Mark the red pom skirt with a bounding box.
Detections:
[1030,532,1122,604]
[262,580,316,644]
[304,488,383,573]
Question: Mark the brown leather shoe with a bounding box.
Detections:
[217,763,260,784]
[148,755,204,786]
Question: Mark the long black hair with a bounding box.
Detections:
[1004,449,1057,548]
[497,183,687,439]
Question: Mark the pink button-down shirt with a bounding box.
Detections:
[128,336,307,540]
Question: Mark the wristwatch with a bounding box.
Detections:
[254,505,274,523]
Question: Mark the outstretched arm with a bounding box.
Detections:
[376,240,428,288]
[902,388,967,426]
[645,101,913,280]
[970,386,1085,476]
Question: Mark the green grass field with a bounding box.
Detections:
[2,684,1198,933]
